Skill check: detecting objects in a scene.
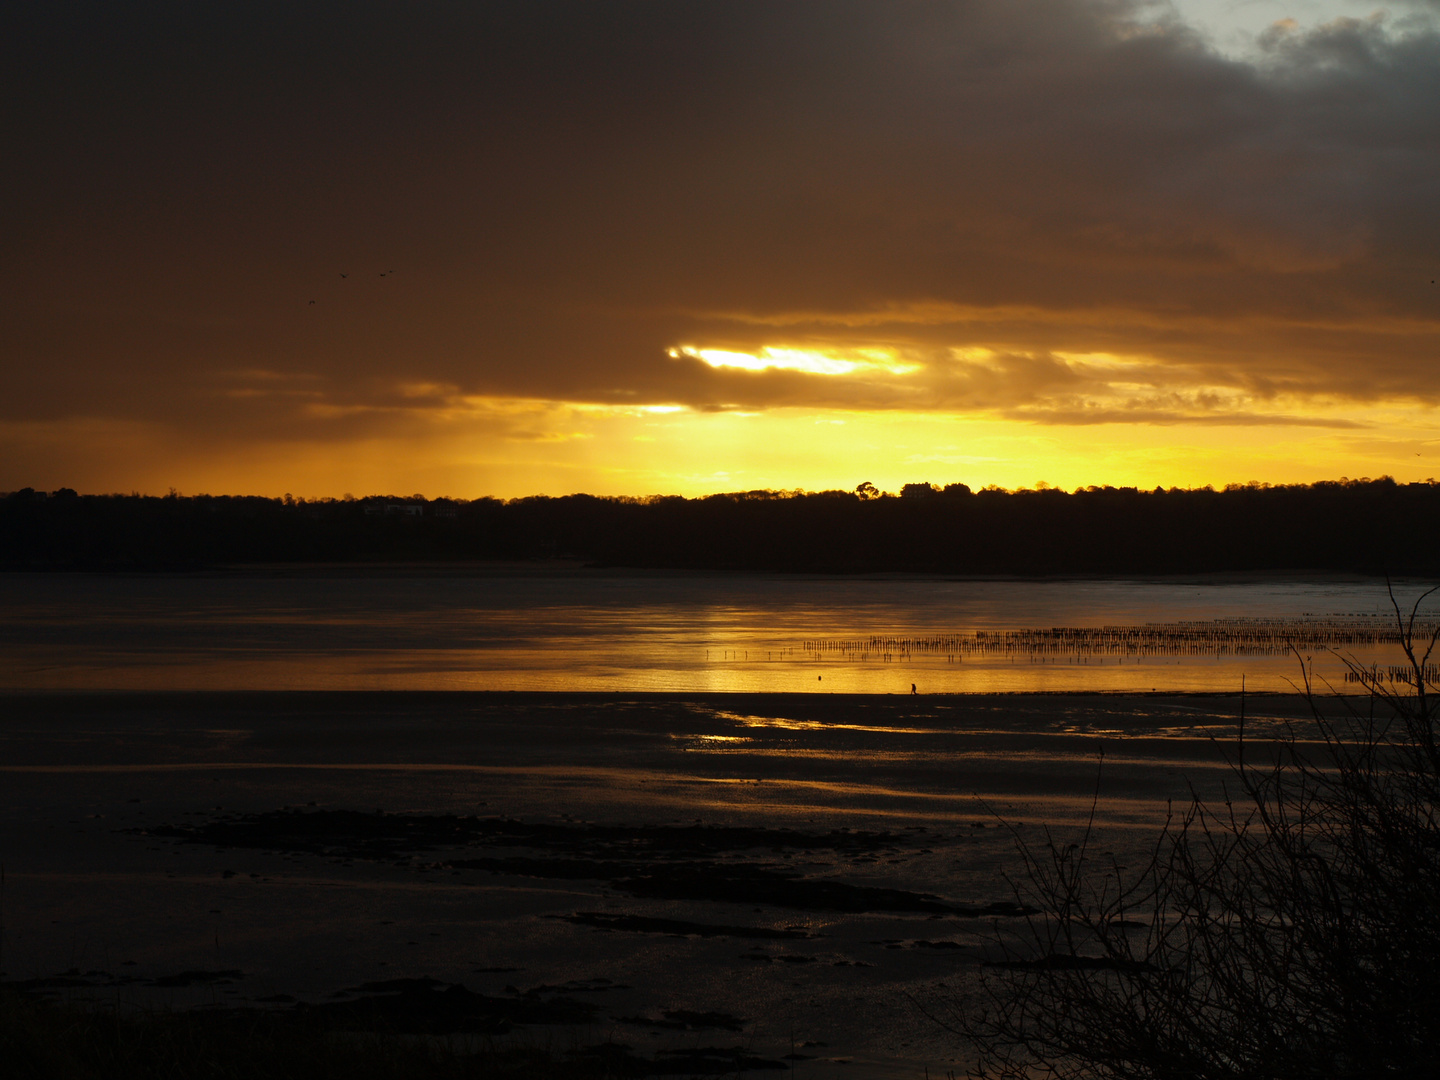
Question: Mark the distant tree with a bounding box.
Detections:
[6,478,1440,572]
[953,586,1440,1080]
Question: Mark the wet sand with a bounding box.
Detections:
[0,691,1323,1077]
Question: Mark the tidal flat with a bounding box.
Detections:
[0,690,1328,1077]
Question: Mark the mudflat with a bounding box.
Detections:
[0,691,1318,1077]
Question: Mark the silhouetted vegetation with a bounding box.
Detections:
[952,589,1440,1079]
[5,478,1440,573]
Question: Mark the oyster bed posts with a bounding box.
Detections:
[798,616,1440,665]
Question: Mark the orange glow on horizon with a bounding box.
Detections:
[7,394,1440,501]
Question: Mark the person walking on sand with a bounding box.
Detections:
[911,683,917,695]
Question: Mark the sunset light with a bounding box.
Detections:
[3,0,1437,501]
[9,6,1440,1077]
[669,345,920,378]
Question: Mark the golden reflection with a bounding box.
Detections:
[708,709,942,736]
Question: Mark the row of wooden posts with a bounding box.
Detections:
[799,617,1433,661]
[1342,665,1440,684]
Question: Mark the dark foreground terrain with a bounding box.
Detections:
[0,690,1309,1077]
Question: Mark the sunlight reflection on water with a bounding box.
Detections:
[0,571,1427,692]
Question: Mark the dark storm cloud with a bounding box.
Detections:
[2,0,1437,435]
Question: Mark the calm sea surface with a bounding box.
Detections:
[0,569,1428,693]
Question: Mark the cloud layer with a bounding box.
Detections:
[3,1,1438,492]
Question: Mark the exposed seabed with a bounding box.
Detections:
[0,690,1328,1077]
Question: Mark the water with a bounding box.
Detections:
[0,568,1428,692]
[3,569,1428,1075]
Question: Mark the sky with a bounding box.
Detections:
[3,1,1438,499]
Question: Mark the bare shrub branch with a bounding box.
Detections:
[958,593,1440,1080]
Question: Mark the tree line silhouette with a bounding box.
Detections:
[3,478,1438,574]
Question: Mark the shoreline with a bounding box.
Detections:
[0,688,1357,1076]
[2,560,1400,584]
[0,687,1304,701]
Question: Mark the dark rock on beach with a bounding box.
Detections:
[140,807,1035,916]
[301,978,598,1034]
